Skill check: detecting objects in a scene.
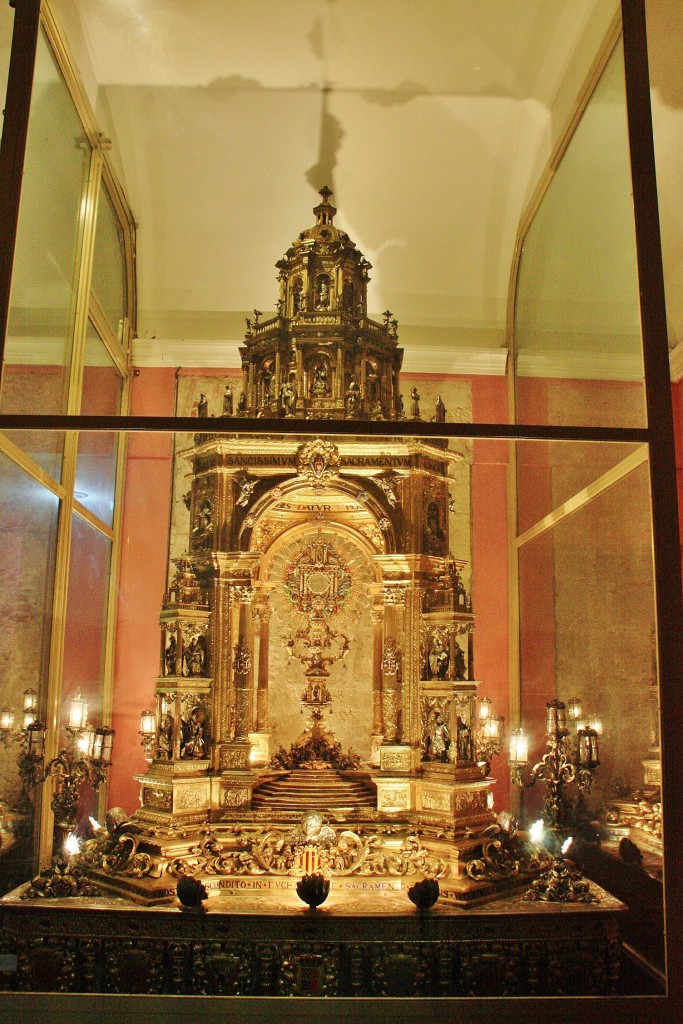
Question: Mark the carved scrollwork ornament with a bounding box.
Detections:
[382,636,402,674]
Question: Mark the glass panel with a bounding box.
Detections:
[91,180,127,336]
[75,325,122,527]
[81,320,123,416]
[516,438,646,535]
[514,41,646,428]
[0,28,90,474]
[0,452,59,893]
[518,453,663,984]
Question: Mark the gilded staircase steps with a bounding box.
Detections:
[251,769,377,811]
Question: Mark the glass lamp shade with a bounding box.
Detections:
[587,714,603,736]
[478,697,492,722]
[567,697,582,721]
[77,724,96,757]
[68,692,88,731]
[27,720,46,759]
[0,707,15,732]
[94,726,114,763]
[483,716,501,740]
[545,700,567,736]
[22,709,37,729]
[23,688,38,713]
[140,710,156,736]
[578,727,600,768]
[510,727,529,764]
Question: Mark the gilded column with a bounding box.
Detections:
[402,584,423,748]
[231,585,254,741]
[255,600,271,731]
[370,605,384,763]
[380,587,405,743]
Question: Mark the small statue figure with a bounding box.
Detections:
[280,372,297,415]
[183,636,205,677]
[222,383,233,415]
[311,362,329,397]
[433,395,446,423]
[315,276,330,310]
[345,379,361,418]
[164,634,177,676]
[342,279,354,311]
[197,393,208,418]
[181,706,206,759]
[456,715,473,762]
[426,712,450,762]
[454,644,467,681]
[410,386,420,419]
[436,647,450,679]
[292,279,303,315]
[237,391,246,415]
[158,712,174,759]
[396,393,405,419]
[192,499,212,549]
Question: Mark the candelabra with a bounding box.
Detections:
[0,689,43,811]
[509,698,601,834]
[474,696,505,775]
[22,692,114,853]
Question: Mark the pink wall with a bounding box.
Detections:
[108,368,177,812]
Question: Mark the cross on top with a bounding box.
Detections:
[318,185,334,204]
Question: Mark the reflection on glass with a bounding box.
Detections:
[2,29,90,421]
[514,40,646,428]
[91,180,127,336]
[518,457,663,981]
[62,514,111,746]
[82,320,123,416]
[0,456,58,815]
[75,431,118,529]
[516,439,646,536]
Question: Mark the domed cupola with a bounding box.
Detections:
[239,187,403,421]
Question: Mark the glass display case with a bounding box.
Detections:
[0,1,679,1021]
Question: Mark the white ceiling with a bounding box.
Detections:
[24,1,683,368]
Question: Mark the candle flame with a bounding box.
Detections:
[64,833,80,856]
[529,819,545,845]
[88,816,102,832]
[562,836,573,855]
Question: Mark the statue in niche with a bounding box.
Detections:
[366,364,379,404]
[424,500,446,556]
[433,395,446,423]
[342,279,354,311]
[158,713,174,759]
[410,386,420,419]
[456,713,474,762]
[454,644,467,681]
[223,383,233,415]
[397,393,405,419]
[197,393,209,418]
[236,391,246,415]
[424,710,450,763]
[428,638,449,680]
[280,372,297,415]
[292,278,303,315]
[183,635,206,677]
[164,634,177,676]
[311,362,330,397]
[315,276,331,310]
[262,368,275,404]
[181,707,206,759]
[345,379,361,418]
[192,499,213,550]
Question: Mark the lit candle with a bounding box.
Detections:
[77,724,95,757]
[23,689,37,713]
[510,727,529,764]
[587,714,603,736]
[578,727,599,768]
[22,709,37,729]
[63,833,80,858]
[27,720,46,759]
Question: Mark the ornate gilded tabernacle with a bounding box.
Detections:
[84,189,511,905]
